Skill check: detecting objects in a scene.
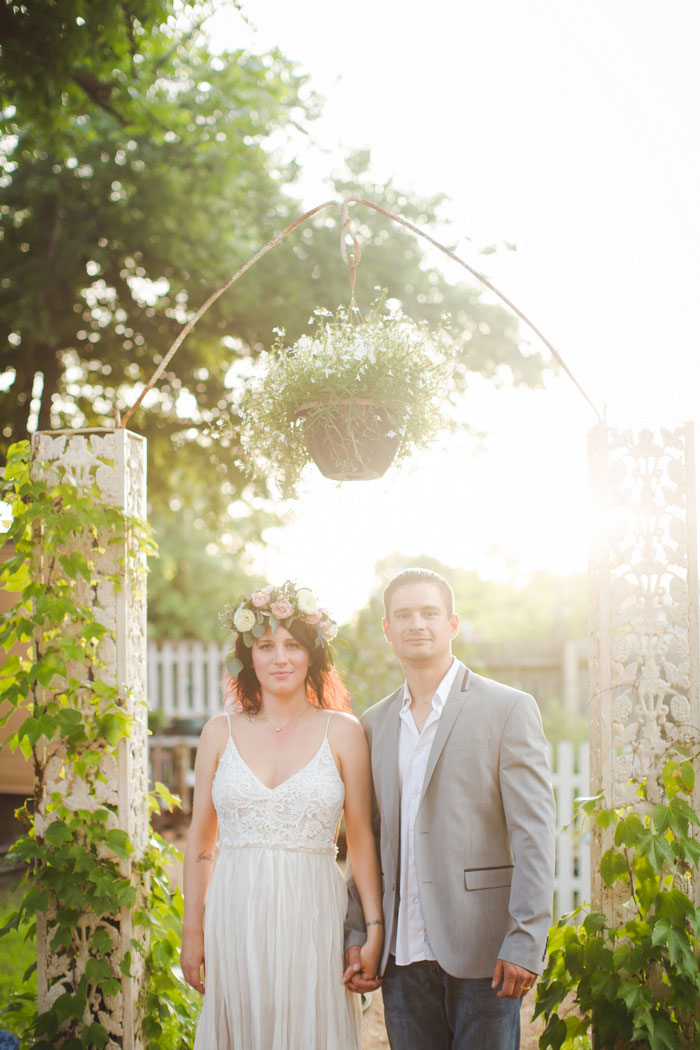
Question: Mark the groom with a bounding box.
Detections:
[344,567,556,1050]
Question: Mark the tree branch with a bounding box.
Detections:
[70,69,127,126]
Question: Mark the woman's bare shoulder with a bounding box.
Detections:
[198,713,229,750]
[327,710,365,745]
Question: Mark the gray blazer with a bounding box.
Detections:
[346,661,556,978]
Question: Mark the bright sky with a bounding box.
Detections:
[208,0,700,621]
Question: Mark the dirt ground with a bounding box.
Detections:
[165,830,544,1049]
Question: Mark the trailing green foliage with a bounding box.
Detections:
[0,441,199,1047]
[535,750,700,1050]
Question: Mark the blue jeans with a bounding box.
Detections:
[381,956,521,1050]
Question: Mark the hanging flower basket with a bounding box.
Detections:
[298,399,401,481]
[239,298,453,495]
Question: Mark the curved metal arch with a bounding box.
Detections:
[119,197,601,429]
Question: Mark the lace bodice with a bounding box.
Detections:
[212,725,345,854]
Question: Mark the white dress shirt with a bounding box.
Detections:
[392,658,459,965]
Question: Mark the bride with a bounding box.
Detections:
[181,583,383,1050]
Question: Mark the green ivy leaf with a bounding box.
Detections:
[85,957,112,983]
[678,836,700,865]
[534,979,567,1018]
[616,978,651,1012]
[665,927,696,973]
[58,636,87,662]
[636,830,674,869]
[539,1013,567,1050]
[615,812,645,846]
[583,911,607,934]
[652,804,672,834]
[90,927,114,954]
[0,652,21,677]
[648,1012,685,1049]
[104,828,132,859]
[58,551,93,583]
[34,650,68,687]
[97,712,127,745]
[670,795,700,827]
[44,822,73,847]
[80,1022,109,1049]
[600,848,629,886]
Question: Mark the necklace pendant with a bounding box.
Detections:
[275,726,282,732]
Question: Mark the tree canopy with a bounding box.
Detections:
[1,1,546,628]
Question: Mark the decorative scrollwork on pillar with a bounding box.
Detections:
[588,423,699,912]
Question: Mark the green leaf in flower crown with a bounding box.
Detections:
[268,614,279,633]
[251,623,266,638]
[226,654,243,676]
[243,632,254,647]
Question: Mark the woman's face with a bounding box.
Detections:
[251,626,310,698]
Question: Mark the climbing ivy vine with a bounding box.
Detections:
[0,440,199,1048]
[535,748,700,1050]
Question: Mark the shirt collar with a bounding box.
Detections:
[399,657,459,715]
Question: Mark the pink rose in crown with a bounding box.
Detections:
[251,588,273,608]
[305,609,321,625]
[271,599,294,619]
[320,619,338,640]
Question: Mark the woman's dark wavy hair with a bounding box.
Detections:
[223,619,350,714]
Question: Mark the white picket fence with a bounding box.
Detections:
[550,740,590,917]
[148,640,227,721]
[147,641,590,917]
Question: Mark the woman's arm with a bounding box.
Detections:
[180,716,225,993]
[333,714,384,981]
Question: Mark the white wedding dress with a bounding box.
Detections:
[193,713,362,1050]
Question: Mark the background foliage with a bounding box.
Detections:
[0,0,545,635]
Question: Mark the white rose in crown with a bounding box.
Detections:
[233,607,257,632]
[296,588,318,615]
[320,619,338,640]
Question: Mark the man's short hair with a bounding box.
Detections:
[382,568,455,618]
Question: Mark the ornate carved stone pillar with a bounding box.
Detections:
[32,428,148,1049]
[588,423,699,914]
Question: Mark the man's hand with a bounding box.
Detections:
[491,958,537,999]
[343,945,383,993]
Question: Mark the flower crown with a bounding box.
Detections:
[220,582,338,677]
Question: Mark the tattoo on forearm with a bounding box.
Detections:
[195,851,213,864]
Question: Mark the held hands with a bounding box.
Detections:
[491,958,537,999]
[181,928,206,994]
[343,943,383,993]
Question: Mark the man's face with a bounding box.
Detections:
[382,581,459,666]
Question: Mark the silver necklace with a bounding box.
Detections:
[258,704,311,733]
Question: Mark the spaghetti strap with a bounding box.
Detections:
[323,712,333,739]
[225,711,234,740]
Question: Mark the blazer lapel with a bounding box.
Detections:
[374,689,402,876]
[420,662,471,802]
